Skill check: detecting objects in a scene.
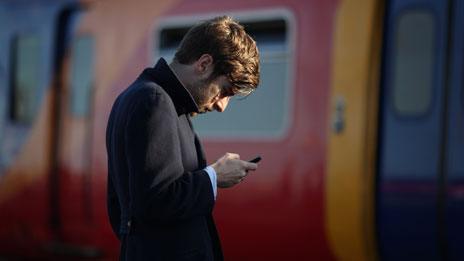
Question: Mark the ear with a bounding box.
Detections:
[194,54,214,75]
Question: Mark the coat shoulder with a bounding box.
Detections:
[124,79,176,114]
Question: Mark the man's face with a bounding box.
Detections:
[187,75,235,116]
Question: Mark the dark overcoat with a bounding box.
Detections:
[106,58,223,261]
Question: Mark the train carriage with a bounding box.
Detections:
[0,0,462,260]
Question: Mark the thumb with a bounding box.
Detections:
[243,161,258,171]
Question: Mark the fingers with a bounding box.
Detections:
[228,160,257,172]
[233,176,245,185]
[217,171,248,188]
[241,161,258,171]
[215,154,259,188]
[225,152,240,160]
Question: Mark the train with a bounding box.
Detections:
[0,0,463,260]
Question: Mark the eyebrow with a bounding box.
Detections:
[221,86,235,97]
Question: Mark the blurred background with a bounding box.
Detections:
[0,0,463,260]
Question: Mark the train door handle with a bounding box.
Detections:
[331,95,346,134]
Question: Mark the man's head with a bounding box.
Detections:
[170,16,260,115]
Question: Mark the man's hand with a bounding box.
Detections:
[212,153,258,188]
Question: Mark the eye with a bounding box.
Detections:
[223,90,234,97]
[221,86,236,97]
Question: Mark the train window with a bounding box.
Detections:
[10,34,41,124]
[69,35,94,117]
[156,18,291,138]
[392,11,435,116]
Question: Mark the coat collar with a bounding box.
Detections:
[141,58,199,115]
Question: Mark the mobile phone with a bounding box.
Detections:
[249,156,262,163]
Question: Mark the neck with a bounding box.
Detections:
[169,60,194,91]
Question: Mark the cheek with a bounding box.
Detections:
[194,85,212,105]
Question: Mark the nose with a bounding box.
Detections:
[214,97,230,112]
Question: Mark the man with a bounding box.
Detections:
[106,16,260,260]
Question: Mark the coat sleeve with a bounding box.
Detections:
[125,88,214,223]
[107,173,121,239]
[106,98,122,239]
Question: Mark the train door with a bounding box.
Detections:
[377,0,464,260]
[444,1,464,260]
[49,6,99,255]
[0,36,5,171]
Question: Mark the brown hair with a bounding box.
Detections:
[174,16,260,95]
